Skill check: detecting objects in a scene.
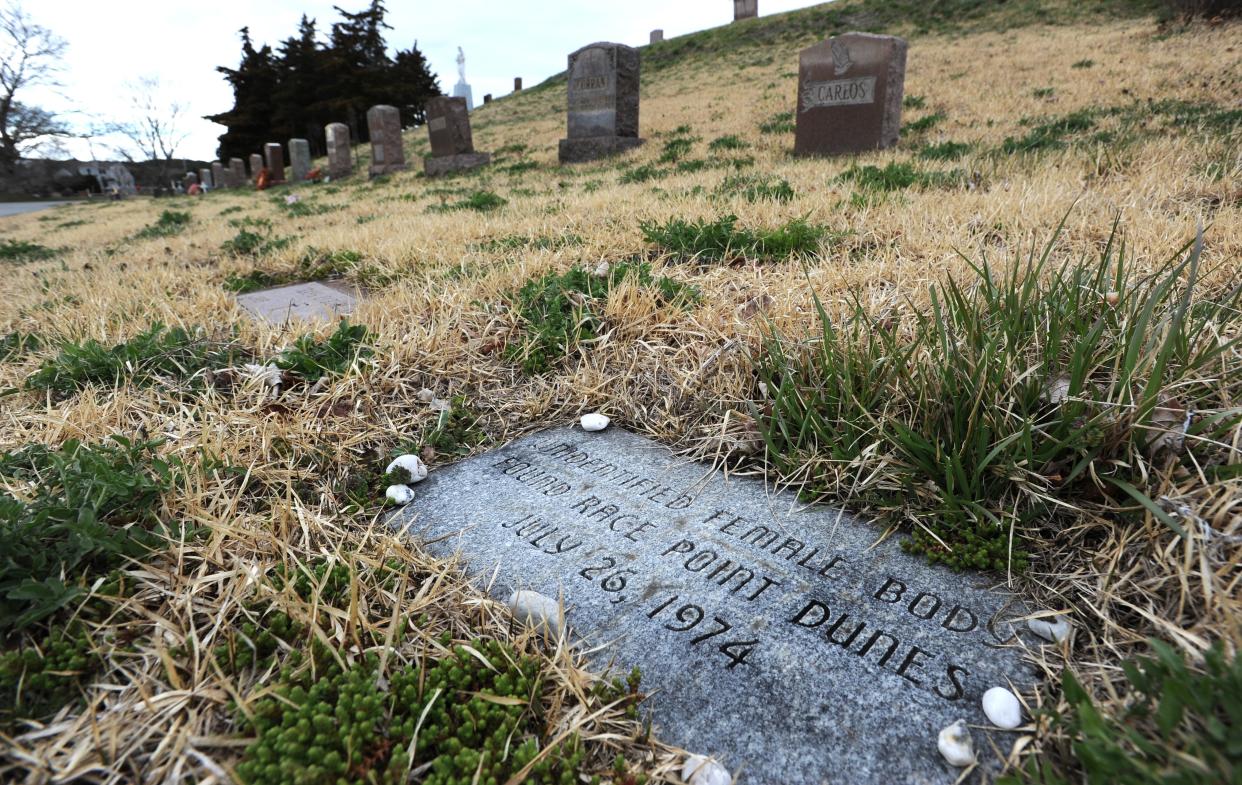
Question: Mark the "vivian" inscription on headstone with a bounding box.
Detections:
[392,426,1036,785]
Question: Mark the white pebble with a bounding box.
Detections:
[506,590,561,637]
[1028,614,1072,643]
[242,363,283,387]
[385,484,414,506]
[580,412,610,432]
[937,719,976,767]
[417,388,435,402]
[386,454,428,484]
[681,754,731,785]
[982,687,1023,729]
[592,260,611,278]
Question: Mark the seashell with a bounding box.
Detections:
[385,484,414,506]
[1028,614,1072,643]
[937,719,976,767]
[580,413,610,432]
[506,590,561,637]
[386,454,428,484]
[982,687,1023,729]
[681,754,731,785]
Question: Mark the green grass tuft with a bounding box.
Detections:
[642,214,829,263]
[718,173,796,202]
[0,239,59,264]
[276,320,373,383]
[133,210,192,240]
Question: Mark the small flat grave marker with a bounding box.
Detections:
[423,96,491,176]
[392,426,1036,785]
[236,281,356,324]
[795,32,908,156]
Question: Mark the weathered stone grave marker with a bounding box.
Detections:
[229,158,246,188]
[734,0,758,20]
[514,77,523,92]
[249,153,264,183]
[392,426,1036,785]
[794,32,908,156]
[559,42,644,163]
[483,93,492,104]
[326,123,352,179]
[367,104,408,177]
[289,138,312,182]
[236,281,357,324]
[264,143,286,183]
[183,172,198,188]
[650,29,664,44]
[423,96,492,176]
[211,161,227,190]
[198,167,214,189]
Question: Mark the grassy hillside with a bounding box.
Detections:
[0,0,1239,782]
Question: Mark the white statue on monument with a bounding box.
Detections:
[452,46,474,110]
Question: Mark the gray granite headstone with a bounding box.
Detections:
[211,161,227,190]
[326,123,353,179]
[264,143,286,183]
[794,32,908,157]
[367,104,408,177]
[650,29,664,44]
[248,154,264,183]
[734,0,758,20]
[289,138,312,182]
[198,167,214,189]
[236,281,357,324]
[229,158,246,188]
[423,96,491,177]
[558,42,644,164]
[391,426,1037,785]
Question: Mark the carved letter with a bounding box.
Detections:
[896,646,930,685]
[789,599,829,628]
[942,605,978,633]
[661,539,695,557]
[908,591,942,621]
[856,630,900,667]
[874,576,906,603]
[934,664,969,702]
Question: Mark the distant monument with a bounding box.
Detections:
[424,96,491,176]
[367,104,408,177]
[734,0,758,20]
[326,123,353,179]
[794,33,908,157]
[451,47,474,110]
[264,143,286,183]
[289,138,312,182]
[229,158,246,187]
[211,161,226,190]
[558,42,644,164]
[650,29,665,44]
[514,77,523,92]
[249,153,263,182]
[102,164,136,195]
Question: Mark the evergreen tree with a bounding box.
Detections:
[207,3,440,163]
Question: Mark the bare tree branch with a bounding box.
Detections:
[105,76,191,180]
[0,2,68,173]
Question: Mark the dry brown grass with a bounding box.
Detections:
[0,6,1239,784]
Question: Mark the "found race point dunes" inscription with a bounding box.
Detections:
[391,426,1036,785]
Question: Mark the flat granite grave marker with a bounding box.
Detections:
[734,0,758,20]
[424,96,491,176]
[249,153,264,183]
[211,161,227,190]
[795,32,907,156]
[326,123,352,179]
[289,138,312,182]
[236,281,357,324]
[392,426,1036,785]
[558,42,644,163]
[264,143,286,183]
[367,104,408,177]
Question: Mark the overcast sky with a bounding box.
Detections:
[20,0,821,162]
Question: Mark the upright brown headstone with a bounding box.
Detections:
[650,29,664,44]
[558,42,644,164]
[483,93,493,104]
[211,162,226,189]
[794,33,907,157]
[514,77,523,92]
[229,158,246,187]
[264,143,286,183]
[325,123,353,179]
[734,0,758,20]
[423,96,491,176]
[249,153,264,182]
[366,105,407,177]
